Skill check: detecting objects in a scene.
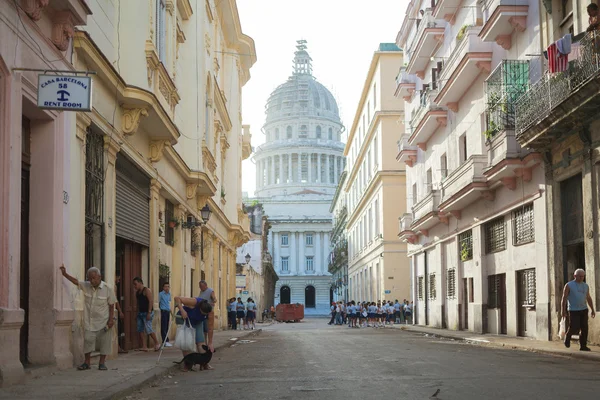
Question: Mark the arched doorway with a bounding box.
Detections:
[280,285,291,304]
[305,285,316,308]
[330,286,334,305]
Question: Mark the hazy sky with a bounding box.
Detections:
[237,0,408,196]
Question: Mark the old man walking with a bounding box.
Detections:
[60,264,116,370]
[561,268,596,351]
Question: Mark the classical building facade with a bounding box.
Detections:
[329,171,349,303]
[345,44,410,303]
[0,0,254,386]
[252,41,345,315]
[516,1,600,343]
[397,0,549,339]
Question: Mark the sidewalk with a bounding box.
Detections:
[395,324,600,362]
[0,328,263,400]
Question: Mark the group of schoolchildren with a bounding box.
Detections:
[328,299,413,328]
[227,297,258,331]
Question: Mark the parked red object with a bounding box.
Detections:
[276,303,304,322]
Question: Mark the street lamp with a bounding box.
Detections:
[198,204,212,261]
[200,204,212,224]
[245,253,251,264]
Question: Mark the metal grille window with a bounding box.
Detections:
[418,276,424,300]
[488,275,502,309]
[521,269,536,306]
[281,234,289,246]
[306,256,314,271]
[459,230,473,261]
[165,199,175,246]
[447,269,456,299]
[85,127,105,274]
[429,273,437,300]
[513,203,535,245]
[305,233,313,246]
[281,257,289,272]
[485,216,506,254]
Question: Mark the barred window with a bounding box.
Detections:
[485,216,506,254]
[520,269,536,306]
[418,276,424,300]
[429,273,437,300]
[447,269,456,299]
[513,203,535,245]
[165,199,174,246]
[459,230,473,261]
[488,274,504,309]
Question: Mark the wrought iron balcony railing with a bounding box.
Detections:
[515,31,600,137]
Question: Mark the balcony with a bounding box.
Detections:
[479,0,529,50]
[395,67,417,100]
[409,88,448,148]
[516,32,600,149]
[396,134,418,167]
[432,0,463,23]
[439,155,488,214]
[406,10,446,77]
[398,213,418,243]
[435,27,493,108]
[411,189,441,235]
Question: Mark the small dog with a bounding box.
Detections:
[173,345,214,371]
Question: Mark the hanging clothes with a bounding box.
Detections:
[547,43,568,73]
[568,42,582,62]
[557,34,572,55]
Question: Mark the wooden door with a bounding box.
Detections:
[118,240,142,350]
[20,117,31,365]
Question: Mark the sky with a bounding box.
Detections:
[237,0,408,197]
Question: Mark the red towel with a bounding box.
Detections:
[548,43,568,73]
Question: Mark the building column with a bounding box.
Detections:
[256,160,261,190]
[278,155,283,185]
[334,156,339,184]
[326,155,331,184]
[322,232,330,275]
[149,180,161,306]
[308,154,312,183]
[172,204,186,302]
[290,232,297,274]
[298,153,303,182]
[288,154,292,183]
[315,232,322,273]
[273,232,280,272]
[317,154,322,183]
[298,232,305,274]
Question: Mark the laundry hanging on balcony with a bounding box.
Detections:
[557,34,572,55]
[547,42,568,74]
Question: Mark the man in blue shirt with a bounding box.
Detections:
[159,283,172,347]
[561,269,596,351]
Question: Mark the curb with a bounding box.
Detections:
[91,329,262,400]
[399,325,600,363]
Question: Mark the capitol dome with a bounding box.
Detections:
[254,40,345,199]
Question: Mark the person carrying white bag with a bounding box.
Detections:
[173,295,213,371]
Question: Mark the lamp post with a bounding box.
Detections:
[245,253,251,265]
[198,204,212,260]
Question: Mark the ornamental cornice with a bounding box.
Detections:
[20,0,49,21]
[149,140,171,162]
[51,11,75,51]
[122,107,149,135]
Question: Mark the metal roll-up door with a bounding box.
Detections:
[115,160,150,246]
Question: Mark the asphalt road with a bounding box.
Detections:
[128,319,600,400]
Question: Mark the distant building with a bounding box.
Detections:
[250,41,346,315]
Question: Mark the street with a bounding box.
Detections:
[129,319,599,400]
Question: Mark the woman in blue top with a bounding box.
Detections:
[236,297,246,330]
[174,295,213,371]
[246,298,257,330]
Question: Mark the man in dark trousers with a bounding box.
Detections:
[561,269,596,351]
[159,282,172,347]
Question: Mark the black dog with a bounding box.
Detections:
[173,345,213,371]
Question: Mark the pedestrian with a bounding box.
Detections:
[394,299,401,324]
[328,302,336,325]
[132,277,161,351]
[561,269,596,351]
[59,265,116,371]
[198,280,217,353]
[228,298,238,330]
[236,297,246,330]
[173,295,213,372]
[159,282,172,348]
[404,301,413,324]
[335,302,343,325]
[246,297,257,330]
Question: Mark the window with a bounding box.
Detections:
[328,127,333,140]
[275,128,280,140]
[374,199,380,236]
[299,125,308,138]
[281,233,289,246]
[367,102,371,122]
[373,137,378,167]
[426,168,432,194]
[316,126,322,139]
[519,269,536,306]
[440,153,448,179]
[418,276,424,300]
[485,216,506,254]
[459,133,467,163]
[305,233,313,246]
[412,183,417,206]
[488,274,504,309]
[459,230,473,261]
[165,199,174,246]
[513,203,534,245]
[156,0,167,63]
[287,126,293,138]
[306,256,314,271]
[281,257,289,272]
[373,83,377,108]
[429,273,437,300]
[447,269,456,299]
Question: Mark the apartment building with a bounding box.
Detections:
[396,0,550,339]
[346,44,410,303]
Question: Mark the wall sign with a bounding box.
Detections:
[236,274,246,289]
[37,74,92,111]
[385,290,392,294]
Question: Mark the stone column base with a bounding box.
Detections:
[0,308,25,387]
[53,309,75,369]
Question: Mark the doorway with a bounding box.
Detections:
[305,285,316,308]
[424,251,429,326]
[280,286,291,304]
[462,278,469,330]
[489,274,507,334]
[517,269,536,337]
[116,238,143,350]
[19,116,31,365]
[561,174,584,287]
[330,286,334,305]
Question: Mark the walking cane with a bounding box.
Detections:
[156,310,175,364]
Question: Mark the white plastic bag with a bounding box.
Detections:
[558,317,566,340]
[175,319,196,352]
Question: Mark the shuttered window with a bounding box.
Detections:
[459,230,473,261]
[165,199,174,246]
[447,269,456,299]
[513,203,535,245]
[418,276,424,300]
[521,269,536,306]
[485,216,506,254]
[429,273,437,300]
[488,275,503,309]
[115,170,150,247]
